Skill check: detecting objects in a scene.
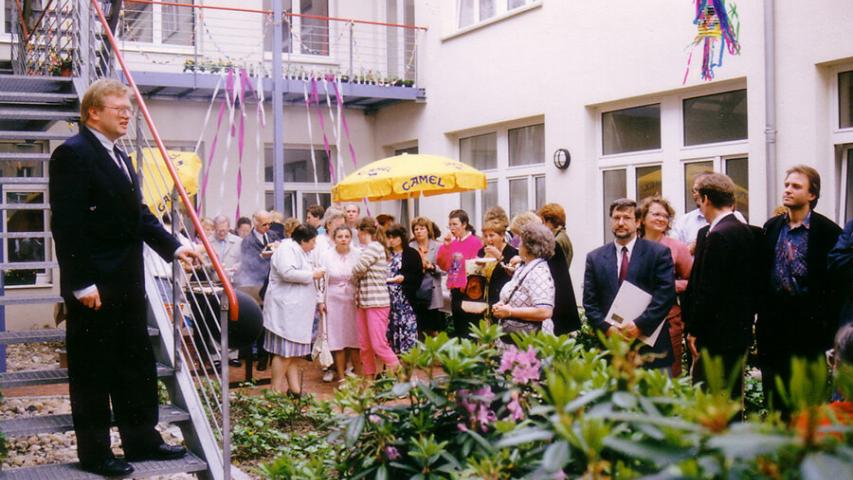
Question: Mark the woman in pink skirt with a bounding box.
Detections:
[318,226,362,382]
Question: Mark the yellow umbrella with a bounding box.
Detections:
[129,148,202,215]
[331,154,486,202]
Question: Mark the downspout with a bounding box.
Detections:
[764,0,778,216]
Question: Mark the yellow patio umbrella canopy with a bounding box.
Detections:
[332,154,486,202]
[129,147,202,215]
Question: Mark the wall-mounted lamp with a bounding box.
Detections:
[553,148,571,170]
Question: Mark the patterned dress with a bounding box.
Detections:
[387,252,418,354]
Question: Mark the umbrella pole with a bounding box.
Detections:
[407,192,416,224]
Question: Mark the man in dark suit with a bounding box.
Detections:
[828,219,853,327]
[49,79,199,476]
[757,165,842,412]
[683,173,757,397]
[583,198,676,370]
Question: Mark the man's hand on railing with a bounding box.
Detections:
[175,244,202,268]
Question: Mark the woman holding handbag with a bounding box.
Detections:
[318,226,362,382]
[385,224,424,354]
[262,224,325,396]
[491,223,556,343]
[410,217,444,338]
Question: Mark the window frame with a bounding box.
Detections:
[118,0,197,52]
[457,119,546,227]
[1,184,53,289]
[600,103,663,157]
[262,0,334,59]
[679,87,750,150]
[832,66,853,134]
[450,0,542,37]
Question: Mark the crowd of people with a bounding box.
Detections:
[197,165,852,412]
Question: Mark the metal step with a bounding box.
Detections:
[0,261,58,270]
[0,295,63,306]
[0,109,78,121]
[0,92,78,104]
[0,452,207,479]
[0,152,50,161]
[0,178,49,185]
[0,75,73,93]
[0,404,189,437]
[0,364,174,389]
[0,327,159,345]
[0,131,74,141]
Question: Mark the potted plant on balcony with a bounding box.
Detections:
[48,52,73,77]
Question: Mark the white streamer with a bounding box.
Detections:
[194,73,224,155]
[302,80,321,206]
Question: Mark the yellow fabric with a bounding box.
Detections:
[331,154,486,202]
[129,148,202,215]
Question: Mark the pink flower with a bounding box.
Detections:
[506,391,525,421]
[457,423,468,432]
[368,414,382,424]
[498,345,541,385]
[384,446,400,460]
[457,386,497,432]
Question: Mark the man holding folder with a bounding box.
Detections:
[583,198,676,370]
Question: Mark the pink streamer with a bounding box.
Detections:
[310,79,336,183]
[236,70,249,221]
[329,77,370,216]
[200,70,234,207]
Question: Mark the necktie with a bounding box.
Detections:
[263,234,269,246]
[113,146,131,181]
[619,246,629,285]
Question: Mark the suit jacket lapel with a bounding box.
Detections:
[627,239,645,284]
[81,126,134,192]
[603,243,619,294]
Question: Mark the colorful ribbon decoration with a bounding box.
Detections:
[200,69,233,209]
[303,80,323,205]
[683,0,741,83]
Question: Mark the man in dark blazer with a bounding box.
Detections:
[757,165,842,412]
[683,173,757,397]
[583,198,676,370]
[828,218,853,327]
[49,80,199,476]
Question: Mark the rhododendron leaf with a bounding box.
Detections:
[564,388,607,413]
[801,452,853,480]
[542,440,570,472]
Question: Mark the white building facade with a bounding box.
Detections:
[1,0,852,328]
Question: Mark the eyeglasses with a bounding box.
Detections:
[102,106,132,115]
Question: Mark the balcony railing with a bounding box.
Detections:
[116,0,426,85]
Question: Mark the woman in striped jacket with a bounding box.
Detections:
[352,217,399,377]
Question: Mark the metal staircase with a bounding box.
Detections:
[1,2,241,479]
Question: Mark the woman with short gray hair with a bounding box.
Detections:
[491,223,555,341]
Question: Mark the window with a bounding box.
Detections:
[602,169,627,241]
[458,122,546,225]
[508,124,544,167]
[683,89,748,146]
[725,157,749,222]
[683,161,713,212]
[264,146,333,183]
[460,133,497,170]
[840,71,853,129]
[3,189,51,287]
[120,0,195,46]
[682,158,749,220]
[602,104,661,155]
[264,145,332,221]
[263,0,329,56]
[457,0,536,29]
[635,165,662,201]
[386,0,417,81]
[4,1,13,34]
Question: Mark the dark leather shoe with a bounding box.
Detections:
[125,444,187,462]
[229,358,242,367]
[80,457,134,476]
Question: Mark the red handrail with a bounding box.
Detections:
[91,0,239,321]
[124,0,429,31]
[14,0,29,38]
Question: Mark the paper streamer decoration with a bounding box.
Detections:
[683,0,741,83]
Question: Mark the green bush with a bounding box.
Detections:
[260,322,852,479]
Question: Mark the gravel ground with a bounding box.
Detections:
[1,395,192,478]
[6,341,63,372]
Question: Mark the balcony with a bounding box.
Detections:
[115,0,426,107]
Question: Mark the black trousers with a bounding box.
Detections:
[450,289,480,339]
[66,293,162,464]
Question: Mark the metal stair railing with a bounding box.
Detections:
[10,0,79,77]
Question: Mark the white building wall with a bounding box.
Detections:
[374,0,853,291]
